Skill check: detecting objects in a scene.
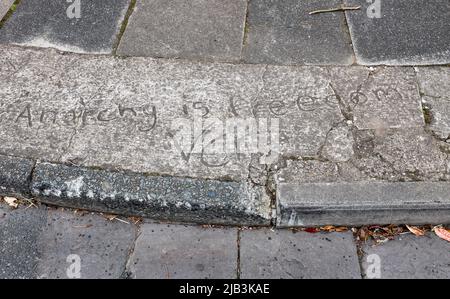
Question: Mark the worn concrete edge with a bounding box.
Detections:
[0,154,271,226]
[277,182,450,227]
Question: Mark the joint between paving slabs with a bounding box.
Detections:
[113,0,137,56]
[239,0,251,60]
[0,0,21,28]
[120,221,142,279]
[236,228,241,279]
[339,0,358,65]
[412,67,450,145]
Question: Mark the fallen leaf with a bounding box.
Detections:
[434,227,450,242]
[321,225,336,231]
[304,227,320,234]
[4,197,18,208]
[406,225,426,236]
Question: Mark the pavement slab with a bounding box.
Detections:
[117,0,247,61]
[240,229,361,279]
[416,67,450,140]
[0,205,47,279]
[361,233,450,279]
[0,0,131,54]
[344,0,450,65]
[0,46,425,179]
[0,0,14,21]
[37,208,137,279]
[127,223,238,279]
[0,204,136,279]
[242,0,354,65]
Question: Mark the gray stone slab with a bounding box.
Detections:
[0,205,47,279]
[127,223,238,279]
[31,162,271,226]
[0,0,14,21]
[0,154,34,197]
[240,229,360,279]
[242,0,354,65]
[344,0,450,65]
[0,0,131,54]
[277,181,450,227]
[361,234,450,279]
[117,0,247,61]
[348,67,424,130]
[416,67,450,139]
[37,209,136,279]
[0,204,136,279]
[0,47,426,183]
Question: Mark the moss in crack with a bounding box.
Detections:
[113,0,137,56]
[422,105,433,125]
[0,0,21,29]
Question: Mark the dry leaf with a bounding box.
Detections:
[434,227,450,242]
[406,225,425,236]
[4,197,19,208]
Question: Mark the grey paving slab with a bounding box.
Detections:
[31,162,271,226]
[361,234,450,279]
[341,67,425,130]
[0,154,34,197]
[37,209,137,279]
[0,0,14,21]
[117,0,247,61]
[344,0,450,65]
[277,181,450,227]
[416,67,450,139]
[0,47,426,183]
[0,0,131,54]
[127,223,238,279]
[242,0,354,65]
[240,229,360,279]
[0,205,47,279]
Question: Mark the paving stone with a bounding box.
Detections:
[37,209,136,279]
[0,47,427,182]
[361,234,450,279]
[242,0,354,65]
[0,0,131,54]
[31,162,271,225]
[117,0,247,61]
[0,0,14,21]
[416,67,450,139]
[127,223,238,279]
[240,229,360,279]
[277,181,450,227]
[344,0,450,65]
[0,154,34,197]
[333,67,424,130]
[0,205,47,279]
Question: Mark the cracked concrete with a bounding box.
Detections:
[0,45,449,226]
